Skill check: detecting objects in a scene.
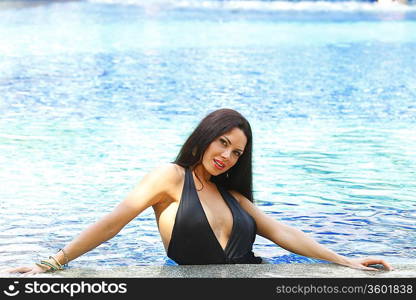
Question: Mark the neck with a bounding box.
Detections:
[193,164,212,185]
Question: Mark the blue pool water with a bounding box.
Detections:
[0,0,415,268]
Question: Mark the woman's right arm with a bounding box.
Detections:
[5,163,181,275]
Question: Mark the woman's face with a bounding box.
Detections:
[201,127,247,176]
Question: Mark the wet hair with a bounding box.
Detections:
[174,108,253,202]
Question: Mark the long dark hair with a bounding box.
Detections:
[174,108,254,202]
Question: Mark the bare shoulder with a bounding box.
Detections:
[144,163,185,188]
[126,163,185,207]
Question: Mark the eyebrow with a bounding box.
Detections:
[222,136,244,152]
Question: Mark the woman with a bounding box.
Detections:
[6,108,392,274]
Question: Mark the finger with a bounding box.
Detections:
[359,265,380,271]
[378,259,394,271]
[22,270,37,277]
[2,266,32,274]
[20,267,34,273]
[363,259,394,271]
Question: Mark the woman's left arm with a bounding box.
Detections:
[234,193,393,271]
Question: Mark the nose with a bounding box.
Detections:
[221,149,231,160]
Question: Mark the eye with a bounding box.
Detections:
[233,151,242,157]
[219,138,227,146]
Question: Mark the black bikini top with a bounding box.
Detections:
[167,167,262,264]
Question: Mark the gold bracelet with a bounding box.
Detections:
[49,256,63,269]
[39,259,62,271]
[58,248,69,265]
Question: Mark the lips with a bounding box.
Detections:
[213,159,226,170]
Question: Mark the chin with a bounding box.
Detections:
[204,163,224,176]
[210,167,224,176]
[212,166,229,176]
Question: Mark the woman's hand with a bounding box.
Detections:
[1,264,50,276]
[235,195,395,272]
[342,257,393,271]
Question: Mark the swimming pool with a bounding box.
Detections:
[0,0,415,269]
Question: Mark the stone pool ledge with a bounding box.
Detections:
[2,263,415,278]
